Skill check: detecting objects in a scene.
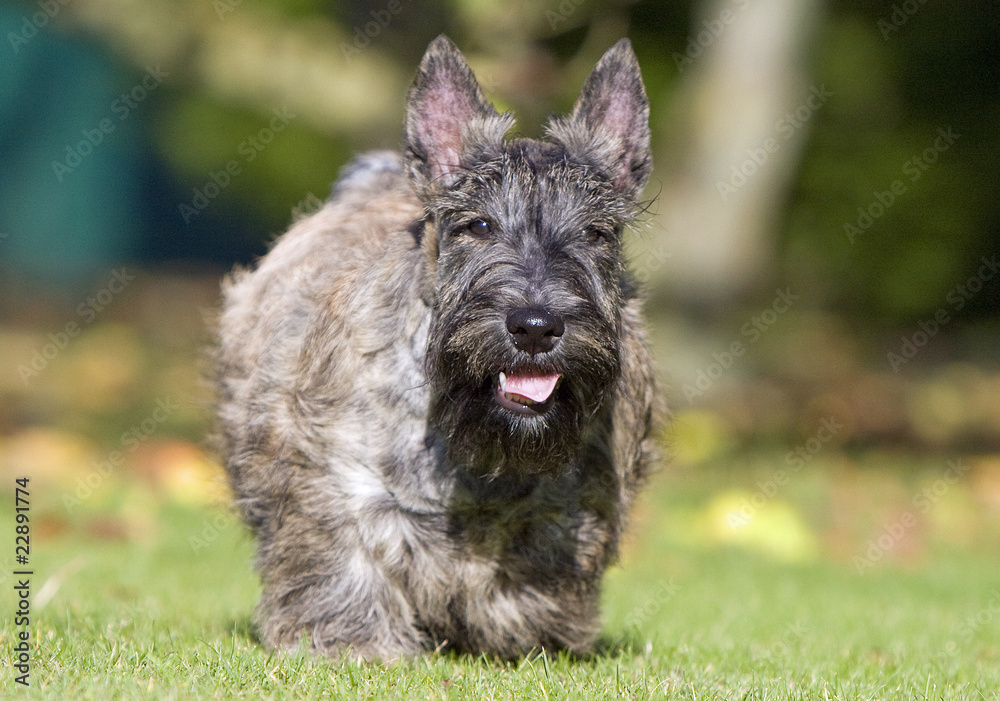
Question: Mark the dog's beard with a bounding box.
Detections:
[426,313,620,476]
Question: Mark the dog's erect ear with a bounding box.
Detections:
[404,35,513,193]
[546,39,652,199]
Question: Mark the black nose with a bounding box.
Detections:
[506,308,564,355]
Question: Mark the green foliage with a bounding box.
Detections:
[154,95,348,234]
[781,5,997,320]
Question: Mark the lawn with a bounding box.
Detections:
[2,448,999,700]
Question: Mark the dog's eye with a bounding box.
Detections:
[587,226,612,243]
[467,219,492,237]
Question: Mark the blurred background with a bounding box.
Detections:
[1,0,999,569]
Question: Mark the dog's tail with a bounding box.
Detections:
[329,151,405,201]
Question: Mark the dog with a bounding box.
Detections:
[213,34,660,660]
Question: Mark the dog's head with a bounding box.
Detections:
[404,36,652,475]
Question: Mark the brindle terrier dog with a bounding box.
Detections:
[214,35,660,660]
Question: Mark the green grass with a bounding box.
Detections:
[3,455,1000,699]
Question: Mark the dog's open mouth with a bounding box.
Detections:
[495,371,562,415]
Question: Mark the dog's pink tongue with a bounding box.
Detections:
[504,373,561,403]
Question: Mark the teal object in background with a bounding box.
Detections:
[0,5,141,292]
